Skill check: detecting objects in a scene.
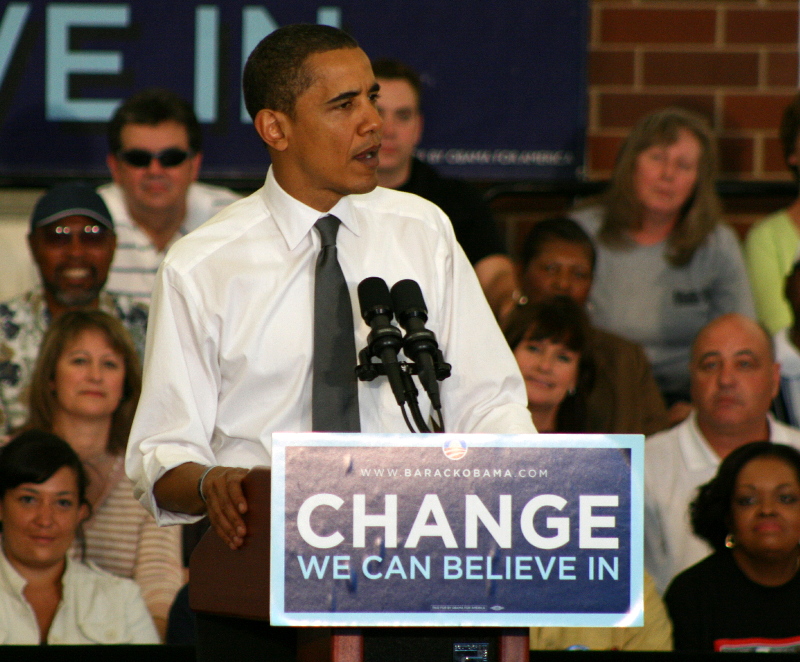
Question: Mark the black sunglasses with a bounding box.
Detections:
[117,147,192,168]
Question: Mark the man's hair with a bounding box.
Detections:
[371,58,422,109]
[691,441,800,551]
[780,92,800,182]
[107,88,202,154]
[519,217,596,274]
[242,24,359,120]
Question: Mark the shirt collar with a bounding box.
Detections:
[680,410,722,471]
[260,166,360,251]
[681,410,781,470]
[0,547,30,597]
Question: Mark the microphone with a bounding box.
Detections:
[390,279,442,411]
[357,277,406,405]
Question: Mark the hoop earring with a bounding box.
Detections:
[725,533,736,549]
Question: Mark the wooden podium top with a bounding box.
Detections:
[189,466,272,621]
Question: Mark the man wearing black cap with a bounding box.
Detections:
[0,182,148,433]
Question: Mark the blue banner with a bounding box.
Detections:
[271,433,643,627]
[0,1,587,182]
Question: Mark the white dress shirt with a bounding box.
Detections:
[126,168,535,525]
[644,410,800,594]
[0,551,158,644]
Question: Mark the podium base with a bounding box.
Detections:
[196,612,297,662]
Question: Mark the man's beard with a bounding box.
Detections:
[49,284,103,308]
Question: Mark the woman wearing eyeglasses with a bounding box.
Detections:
[0,182,149,433]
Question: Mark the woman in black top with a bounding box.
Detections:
[665,441,800,652]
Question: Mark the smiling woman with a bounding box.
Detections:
[503,296,593,432]
[665,442,800,652]
[0,430,158,644]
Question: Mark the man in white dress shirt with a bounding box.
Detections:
[126,25,533,551]
[645,312,800,594]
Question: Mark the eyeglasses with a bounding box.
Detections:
[39,224,112,247]
[117,147,192,168]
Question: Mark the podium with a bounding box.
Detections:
[189,467,529,662]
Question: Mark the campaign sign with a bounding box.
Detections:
[270,433,643,627]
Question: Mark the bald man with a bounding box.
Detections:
[644,313,800,593]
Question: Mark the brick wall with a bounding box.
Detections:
[492,0,799,254]
[588,0,799,181]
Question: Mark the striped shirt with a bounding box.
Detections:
[99,182,241,304]
[73,457,183,626]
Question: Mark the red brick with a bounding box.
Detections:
[587,135,625,172]
[726,9,798,44]
[600,9,716,44]
[764,137,791,173]
[644,52,758,86]
[767,52,799,87]
[718,137,754,175]
[598,93,715,129]
[723,94,796,129]
[589,51,635,86]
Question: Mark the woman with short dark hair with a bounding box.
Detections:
[0,429,158,644]
[665,441,800,652]
[504,296,593,432]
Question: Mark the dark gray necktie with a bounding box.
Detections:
[312,215,360,432]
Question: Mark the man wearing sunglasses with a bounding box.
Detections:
[0,183,148,433]
[99,88,240,303]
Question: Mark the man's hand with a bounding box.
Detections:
[200,466,250,549]
[153,462,250,550]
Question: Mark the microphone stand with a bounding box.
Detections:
[356,348,451,433]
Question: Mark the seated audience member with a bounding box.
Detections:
[530,573,672,651]
[519,217,669,433]
[100,88,240,303]
[503,296,593,432]
[0,429,158,644]
[571,108,755,411]
[744,92,800,334]
[0,183,148,433]
[372,58,519,321]
[23,310,182,639]
[665,442,800,652]
[773,259,800,426]
[645,313,800,594]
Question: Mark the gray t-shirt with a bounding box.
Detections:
[572,206,755,400]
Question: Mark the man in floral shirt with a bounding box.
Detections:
[0,183,148,433]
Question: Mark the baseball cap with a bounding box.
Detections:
[30,182,114,233]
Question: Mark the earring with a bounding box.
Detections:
[725,533,736,549]
[567,387,576,396]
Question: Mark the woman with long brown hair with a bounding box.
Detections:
[572,107,754,414]
[23,309,181,639]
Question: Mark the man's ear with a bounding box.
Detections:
[254,109,290,152]
[107,153,122,183]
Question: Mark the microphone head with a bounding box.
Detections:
[391,279,428,326]
[358,277,394,324]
